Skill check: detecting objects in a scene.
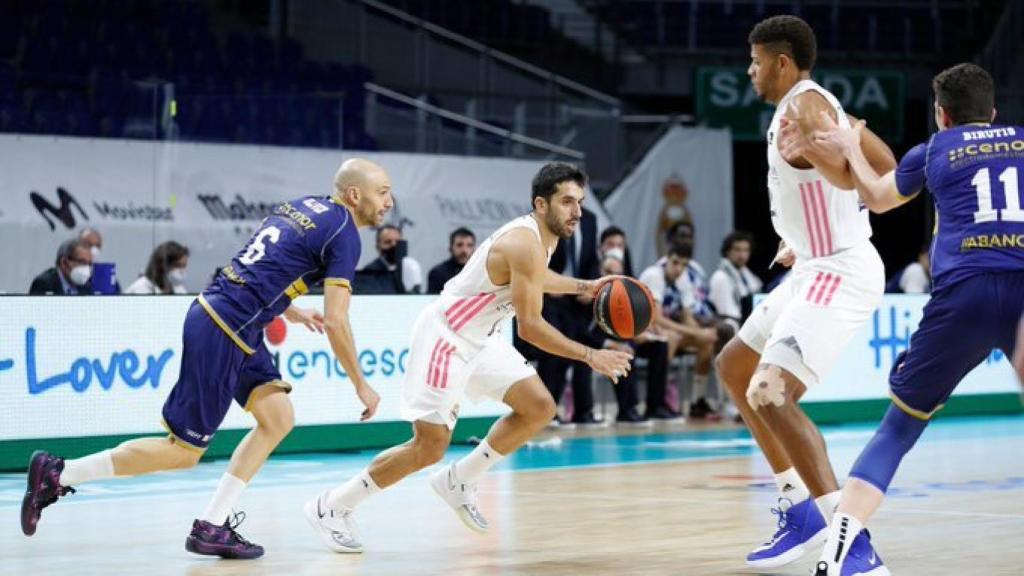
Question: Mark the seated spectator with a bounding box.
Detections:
[638,241,718,420]
[596,225,635,277]
[125,241,191,294]
[427,227,475,294]
[79,226,121,292]
[30,238,94,295]
[708,231,763,331]
[357,224,423,294]
[886,245,931,293]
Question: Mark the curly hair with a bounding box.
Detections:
[748,15,817,71]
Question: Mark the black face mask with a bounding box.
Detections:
[381,246,398,264]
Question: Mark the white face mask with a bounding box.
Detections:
[603,247,625,262]
[90,246,102,261]
[167,268,186,286]
[69,264,92,287]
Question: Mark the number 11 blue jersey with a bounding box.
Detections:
[895,124,1024,292]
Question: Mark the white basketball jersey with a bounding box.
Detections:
[766,79,872,260]
[439,215,551,344]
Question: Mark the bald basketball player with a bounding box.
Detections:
[304,162,633,553]
[21,158,394,559]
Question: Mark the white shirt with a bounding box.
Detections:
[766,79,872,260]
[708,259,763,320]
[124,276,186,295]
[638,263,695,311]
[899,262,930,293]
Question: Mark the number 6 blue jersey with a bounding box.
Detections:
[198,196,361,353]
[895,125,1024,292]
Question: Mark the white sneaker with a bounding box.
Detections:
[429,462,489,534]
[303,491,363,553]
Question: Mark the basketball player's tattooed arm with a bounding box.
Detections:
[541,269,620,299]
[502,231,632,383]
[323,283,380,421]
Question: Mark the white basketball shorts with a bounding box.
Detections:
[400,301,535,429]
[738,240,884,388]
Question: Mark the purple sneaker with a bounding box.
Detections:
[185,512,264,559]
[21,450,76,536]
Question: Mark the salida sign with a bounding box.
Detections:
[695,67,905,142]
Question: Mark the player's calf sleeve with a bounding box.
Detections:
[847,404,928,493]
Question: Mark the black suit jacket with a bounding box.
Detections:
[427,258,463,294]
[29,267,94,295]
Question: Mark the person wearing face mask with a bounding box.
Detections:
[427,228,476,294]
[708,231,764,332]
[78,226,121,293]
[29,239,95,295]
[357,224,423,294]
[125,241,191,295]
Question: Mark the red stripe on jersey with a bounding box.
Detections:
[815,181,834,256]
[800,184,820,257]
[445,294,484,322]
[807,184,827,259]
[451,293,496,332]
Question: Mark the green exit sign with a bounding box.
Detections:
[696,67,905,142]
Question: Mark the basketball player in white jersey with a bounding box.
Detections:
[713,15,897,572]
[303,163,633,552]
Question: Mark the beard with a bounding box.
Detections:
[544,211,577,239]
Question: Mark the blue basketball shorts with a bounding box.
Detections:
[161,300,288,451]
[889,272,1024,419]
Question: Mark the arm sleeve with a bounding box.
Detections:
[894,143,928,198]
[323,225,360,290]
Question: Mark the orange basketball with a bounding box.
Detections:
[594,277,656,340]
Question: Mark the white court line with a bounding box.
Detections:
[496,486,1024,521]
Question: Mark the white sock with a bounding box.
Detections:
[815,490,842,521]
[454,440,505,484]
[773,467,810,503]
[326,468,380,511]
[692,374,709,400]
[818,513,863,572]
[200,473,247,524]
[59,450,116,486]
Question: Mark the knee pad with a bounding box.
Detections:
[848,404,929,493]
[746,365,787,410]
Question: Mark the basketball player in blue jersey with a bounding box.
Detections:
[20,158,394,559]
[780,63,1024,575]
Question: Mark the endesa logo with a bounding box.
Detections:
[264,317,409,381]
[22,327,175,395]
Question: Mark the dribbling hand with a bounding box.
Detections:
[586,348,634,384]
[284,306,325,333]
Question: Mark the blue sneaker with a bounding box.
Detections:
[746,497,828,569]
[838,530,890,576]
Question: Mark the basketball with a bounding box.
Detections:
[593,277,655,340]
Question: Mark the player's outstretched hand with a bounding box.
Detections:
[809,110,864,157]
[586,348,633,384]
[587,275,625,298]
[356,383,380,421]
[284,306,325,333]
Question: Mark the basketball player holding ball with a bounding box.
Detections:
[305,162,634,552]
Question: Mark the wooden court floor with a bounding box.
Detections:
[3,415,1023,575]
